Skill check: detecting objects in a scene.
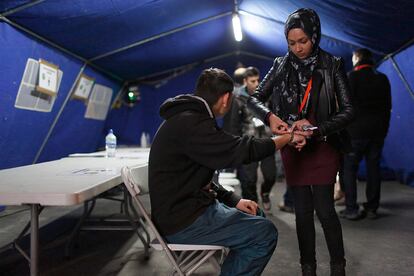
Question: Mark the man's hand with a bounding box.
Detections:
[268,113,289,135]
[290,134,307,151]
[290,119,313,138]
[236,199,258,215]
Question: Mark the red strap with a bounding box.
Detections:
[299,77,313,113]
[354,64,373,71]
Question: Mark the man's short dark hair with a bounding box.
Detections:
[244,66,260,79]
[353,48,373,64]
[194,68,234,107]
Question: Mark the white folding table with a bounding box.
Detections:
[0,150,149,276]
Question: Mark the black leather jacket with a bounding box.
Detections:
[248,50,354,149]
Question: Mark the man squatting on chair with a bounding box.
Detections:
[148,68,306,275]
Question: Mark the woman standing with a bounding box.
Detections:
[248,8,353,276]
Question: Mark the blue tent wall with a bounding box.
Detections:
[0,22,121,168]
[378,45,414,187]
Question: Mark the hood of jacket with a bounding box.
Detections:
[159,94,214,120]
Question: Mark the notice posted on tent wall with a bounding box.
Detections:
[73,74,95,100]
[15,58,63,112]
[36,59,59,96]
[84,84,113,120]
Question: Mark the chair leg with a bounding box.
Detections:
[209,254,221,273]
[185,250,217,275]
[124,190,150,258]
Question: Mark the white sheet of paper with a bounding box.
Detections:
[74,75,94,99]
[38,62,58,94]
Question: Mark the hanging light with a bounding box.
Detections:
[124,85,141,107]
[232,12,243,42]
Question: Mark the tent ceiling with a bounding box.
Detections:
[1,0,414,81]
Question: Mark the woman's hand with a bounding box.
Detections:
[268,114,289,135]
[236,199,258,215]
[290,119,313,138]
[290,133,307,151]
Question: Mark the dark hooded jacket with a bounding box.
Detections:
[149,94,275,236]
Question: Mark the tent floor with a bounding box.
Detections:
[0,180,413,276]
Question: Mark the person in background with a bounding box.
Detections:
[340,48,392,220]
[233,66,247,95]
[222,66,246,131]
[149,68,306,275]
[225,67,278,211]
[248,8,354,276]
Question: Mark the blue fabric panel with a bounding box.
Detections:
[8,0,232,59]
[393,45,414,95]
[0,0,31,13]
[94,16,237,80]
[0,22,83,169]
[378,56,414,186]
[38,66,122,162]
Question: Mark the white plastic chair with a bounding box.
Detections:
[121,166,227,276]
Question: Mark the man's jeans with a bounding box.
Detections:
[165,200,278,276]
[343,138,384,212]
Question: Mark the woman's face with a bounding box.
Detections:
[287,28,313,59]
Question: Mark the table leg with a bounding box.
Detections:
[30,204,40,276]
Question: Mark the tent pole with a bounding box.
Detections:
[238,9,386,56]
[0,0,46,17]
[130,50,274,83]
[89,11,232,61]
[130,52,239,83]
[33,64,87,164]
[0,15,123,82]
[378,37,414,66]
[237,51,274,61]
[389,57,414,100]
[110,82,129,109]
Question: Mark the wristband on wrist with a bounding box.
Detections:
[288,131,295,144]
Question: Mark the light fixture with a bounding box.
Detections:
[232,12,243,42]
[124,85,141,107]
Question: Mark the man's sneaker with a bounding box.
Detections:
[278,202,294,213]
[338,209,363,220]
[362,203,379,219]
[261,193,271,211]
[362,209,378,219]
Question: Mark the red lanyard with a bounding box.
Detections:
[299,77,313,113]
[354,64,373,71]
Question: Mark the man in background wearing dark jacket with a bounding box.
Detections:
[224,67,278,211]
[340,48,392,220]
[149,68,305,275]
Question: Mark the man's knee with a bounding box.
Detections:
[256,218,278,245]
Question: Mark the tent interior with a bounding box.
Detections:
[1,0,413,188]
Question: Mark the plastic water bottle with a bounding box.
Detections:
[105,129,117,157]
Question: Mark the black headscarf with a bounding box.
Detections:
[272,8,322,122]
